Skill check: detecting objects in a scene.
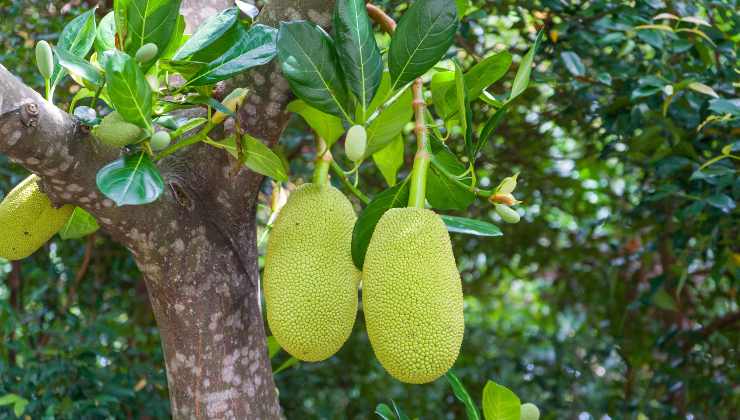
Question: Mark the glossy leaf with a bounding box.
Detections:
[170,117,207,139]
[446,372,481,420]
[277,21,353,121]
[124,0,182,63]
[173,7,241,63]
[103,51,153,129]
[54,47,103,86]
[351,179,410,270]
[427,137,475,210]
[186,24,278,86]
[431,70,456,118]
[441,215,502,237]
[218,135,289,182]
[561,51,585,76]
[372,135,404,186]
[50,9,97,92]
[287,100,345,147]
[388,0,458,90]
[160,14,186,60]
[95,11,117,52]
[463,51,513,100]
[333,0,383,117]
[96,152,164,206]
[509,30,543,101]
[375,404,395,420]
[476,104,508,157]
[481,380,520,420]
[454,61,474,159]
[366,88,413,156]
[59,208,100,240]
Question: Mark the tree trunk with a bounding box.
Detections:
[0,0,335,417]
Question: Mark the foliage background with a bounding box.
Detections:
[0,0,737,418]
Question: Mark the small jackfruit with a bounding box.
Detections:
[362,207,464,384]
[263,183,361,362]
[0,175,74,260]
[92,111,145,147]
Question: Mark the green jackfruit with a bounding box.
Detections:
[362,207,464,384]
[92,111,145,147]
[0,175,74,260]
[264,183,361,362]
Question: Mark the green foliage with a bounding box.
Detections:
[95,152,164,206]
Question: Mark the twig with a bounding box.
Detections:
[366,3,396,33]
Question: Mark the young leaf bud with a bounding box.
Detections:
[135,43,159,63]
[495,204,520,224]
[212,88,249,124]
[35,40,54,80]
[150,131,172,151]
[496,172,519,194]
[345,125,367,162]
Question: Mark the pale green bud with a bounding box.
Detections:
[135,43,159,63]
[345,125,367,162]
[495,204,520,224]
[150,131,172,151]
[35,40,54,80]
[521,403,540,420]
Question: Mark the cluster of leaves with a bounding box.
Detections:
[40,0,285,214]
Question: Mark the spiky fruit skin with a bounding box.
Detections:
[92,111,144,148]
[264,183,360,362]
[0,175,74,260]
[362,207,464,384]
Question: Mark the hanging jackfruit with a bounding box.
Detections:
[362,207,464,384]
[0,175,74,260]
[263,183,361,362]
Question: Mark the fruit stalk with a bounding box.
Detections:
[313,137,332,186]
[408,78,430,208]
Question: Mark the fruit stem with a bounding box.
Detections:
[313,137,332,186]
[330,161,370,205]
[44,78,51,102]
[408,78,430,208]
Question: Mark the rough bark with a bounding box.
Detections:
[0,0,334,418]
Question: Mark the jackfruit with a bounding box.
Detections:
[263,183,360,362]
[0,175,74,260]
[92,111,145,147]
[362,207,464,384]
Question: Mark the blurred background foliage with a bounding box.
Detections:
[1,0,738,418]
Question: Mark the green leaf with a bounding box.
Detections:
[431,70,456,118]
[170,117,207,139]
[160,14,186,60]
[54,47,103,87]
[186,24,278,86]
[124,0,183,63]
[705,193,735,213]
[366,88,413,156]
[50,9,97,92]
[218,135,289,182]
[96,152,164,206]
[373,136,405,187]
[427,137,475,211]
[173,7,240,62]
[114,0,130,42]
[391,401,411,420]
[277,21,354,121]
[687,82,719,98]
[708,98,740,116]
[273,356,299,374]
[59,208,100,240]
[463,51,513,101]
[509,30,543,101]
[287,100,345,147]
[446,372,481,420]
[95,11,117,52]
[476,104,508,157]
[102,50,153,129]
[267,336,281,359]
[481,380,521,420]
[351,179,410,270]
[0,394,24,406]
[388,0,458,90]
[454,61,474,159]
[561,51,585,76]
[441,215,502,237]
[366,72,391,118]
[375,403,396,420]
[13,398,28,418]
[333,0,384,117]
[455,0,471,17]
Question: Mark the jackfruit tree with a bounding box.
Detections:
[0,0,544,417]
